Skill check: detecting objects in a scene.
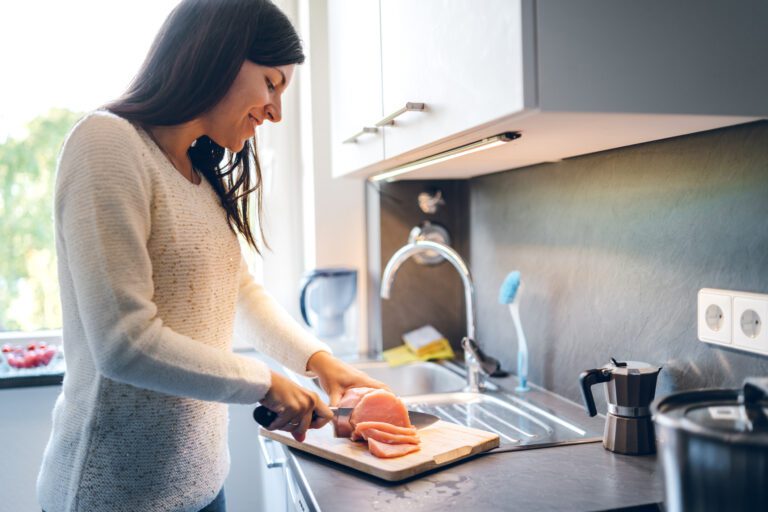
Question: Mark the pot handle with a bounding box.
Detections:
[741,377,768,431]
[579,368,612,417]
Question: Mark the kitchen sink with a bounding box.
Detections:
[345,360,469,396]
[290,360,603,451]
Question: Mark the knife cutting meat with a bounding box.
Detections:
[253,405,439,430]
[254,387,440,458]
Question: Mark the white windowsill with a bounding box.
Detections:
[0,330,63,346]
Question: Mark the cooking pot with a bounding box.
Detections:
[651,377,768,512]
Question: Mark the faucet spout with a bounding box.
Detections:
[380,240,483,391]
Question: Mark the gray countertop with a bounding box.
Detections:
[280,367,666,512]
[290,438,662,512]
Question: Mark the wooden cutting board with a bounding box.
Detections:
[260,420,499,481]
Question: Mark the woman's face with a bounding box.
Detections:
[203,60,295,152]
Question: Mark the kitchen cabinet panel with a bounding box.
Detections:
[380,0,527,159]
[0,385,60,512]
[328,0,766,180]
[536,0,768,116]
[328,0,385,177]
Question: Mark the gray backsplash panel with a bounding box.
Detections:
[470,120,768,410]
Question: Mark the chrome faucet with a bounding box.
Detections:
[380,240,486,392]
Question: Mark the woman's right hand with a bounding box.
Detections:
[260,371,333,441]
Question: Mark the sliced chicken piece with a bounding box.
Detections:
[353,421,418,437]
[357,427,420,445]
[367,437,421,458]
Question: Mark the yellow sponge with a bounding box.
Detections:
[403,325,450,357]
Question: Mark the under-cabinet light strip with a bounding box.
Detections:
[369,131,521,183]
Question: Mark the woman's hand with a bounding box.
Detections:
[307,351,391,406]
[260,371,334,442]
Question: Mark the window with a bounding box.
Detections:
[0,1,181,335]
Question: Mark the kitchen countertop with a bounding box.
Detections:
[276,367,666,512]
[13,351,666,510]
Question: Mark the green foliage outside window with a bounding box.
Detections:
[0,109,82,332]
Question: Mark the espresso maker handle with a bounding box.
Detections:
[579,369,612,417]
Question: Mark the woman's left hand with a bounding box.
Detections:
[306,351,391,406]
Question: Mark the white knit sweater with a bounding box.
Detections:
[37,111,330,512]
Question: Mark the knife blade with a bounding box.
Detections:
[253,405,439,430]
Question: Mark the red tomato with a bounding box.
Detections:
[40,348,56,366]
[23,352,39,368]
[27,343,37,351]
[1,344,13,353]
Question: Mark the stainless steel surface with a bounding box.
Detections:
[342,126,378,144]
[402,391,598,449]
[257,435,286,469]
[375,101,425,126]
[379,239,486,392]
[297,360,602,451]
[330,404,440,429]
[608,404,651,417]
[407,221,452,265]
[344,360,467,395]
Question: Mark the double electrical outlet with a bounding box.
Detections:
[698,288,768,356]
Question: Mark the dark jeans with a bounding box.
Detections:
[43,489,226,512]
[199,489,226,512]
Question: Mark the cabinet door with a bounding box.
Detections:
[0,385,60,512]
[226,402,288,511]
[380,0,527,159]
[328,0,384,177]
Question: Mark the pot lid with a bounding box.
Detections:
[653,378,768,445]
[604,358,662,376]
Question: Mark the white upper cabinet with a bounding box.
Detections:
[328,0,384,177]
[328,0,768,180]
[379,0,528,159]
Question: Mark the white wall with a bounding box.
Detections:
[296,0,369,353]
[233,0,369,354]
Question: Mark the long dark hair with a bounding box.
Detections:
[105,0,305,252]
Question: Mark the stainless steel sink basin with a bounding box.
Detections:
[291,360,602,451]
[346,361,467,396]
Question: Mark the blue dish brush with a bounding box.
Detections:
[499,271,530,392]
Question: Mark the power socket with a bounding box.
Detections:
[733,293,768,354]
[698,289,732,344]
[698,288,768,356]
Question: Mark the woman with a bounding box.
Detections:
[37,1,386,511]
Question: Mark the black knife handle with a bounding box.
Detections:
[253,405,278,427]
[253,405,321,428]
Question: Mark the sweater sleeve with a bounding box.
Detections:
[55,113,272,404]
[236,256,333,377]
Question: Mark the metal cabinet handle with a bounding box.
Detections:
[342,126,378,144]
[257,435,286,469]
[285,466,309,511]
[375,102,426,126]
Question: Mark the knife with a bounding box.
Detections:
[253,405,439,430]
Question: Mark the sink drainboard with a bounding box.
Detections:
[403,392,600,449]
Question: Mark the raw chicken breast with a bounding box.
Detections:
[333,387,377,438]
[367,438,421,458]
[334,387,422,458]
[357,427,420,445]
[353,421,417,436]
[349,389,412,428]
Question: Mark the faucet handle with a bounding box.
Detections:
[461,337,508,377]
